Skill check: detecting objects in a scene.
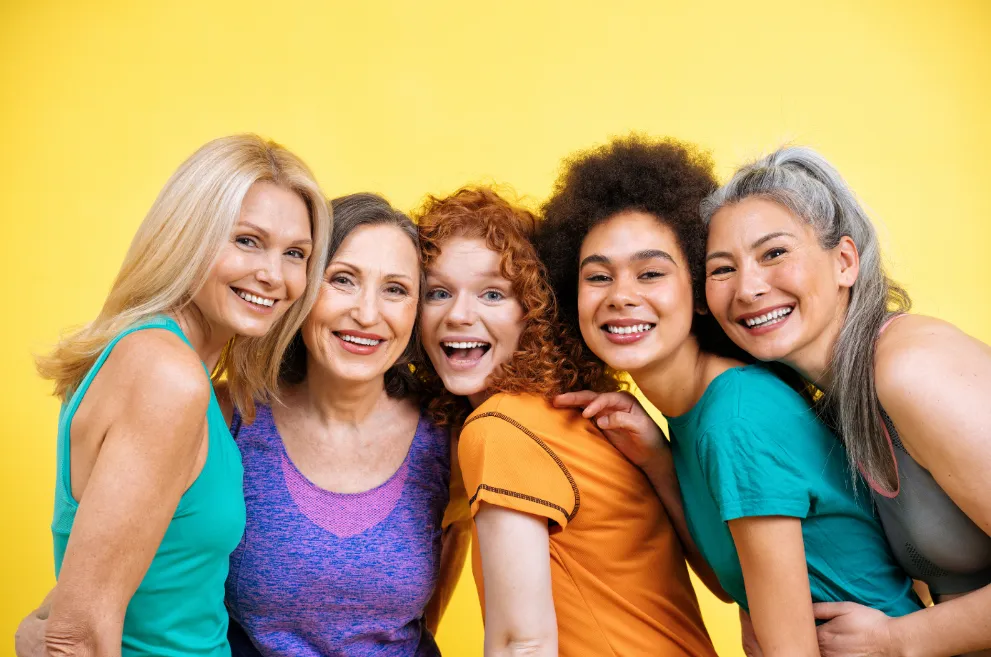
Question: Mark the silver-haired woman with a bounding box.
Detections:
[702,146,991,657]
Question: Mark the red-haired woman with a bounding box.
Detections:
[414,187,717,657]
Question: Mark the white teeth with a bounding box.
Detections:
[443,341,487,349]
[340,334,381,346]
[745,307,793,327]
[236,290,275,307]
[605,323,654,335]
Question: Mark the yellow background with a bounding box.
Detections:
[2,1,989,655]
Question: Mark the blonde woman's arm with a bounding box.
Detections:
[46,333,211,656]
[15,588,54,657]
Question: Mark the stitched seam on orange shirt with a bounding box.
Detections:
[469,484,570,524]
[464,410,580,521]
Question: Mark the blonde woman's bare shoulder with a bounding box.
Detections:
[100,328,212,418]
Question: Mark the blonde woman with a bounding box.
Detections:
[25,135,330,657]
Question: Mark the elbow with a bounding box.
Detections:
[44,622,96,657]
[488,632,557,657]
[44,611,116,657]
[506,638,555,657]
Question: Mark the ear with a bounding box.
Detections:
[834,235,860,289]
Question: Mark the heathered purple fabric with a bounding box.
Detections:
[225,403,449,657]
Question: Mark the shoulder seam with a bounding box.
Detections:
[463,411,580,521]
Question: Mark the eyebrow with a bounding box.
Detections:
[426,269,503,282]
[579,249,675,269]
[334,260,414,280]
[705,231,795,262]
[237,221,312,246]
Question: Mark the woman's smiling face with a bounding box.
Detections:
[705,196,858,369]
[577,211,697,374]
[419,236,524,406]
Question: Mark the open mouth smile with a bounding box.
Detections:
[441,340,492,371]
[232,287,278,312]
[737,305,794,333]
[600,322,656,344]
[335,330,386,354]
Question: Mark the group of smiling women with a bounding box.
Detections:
[15,133,991,657]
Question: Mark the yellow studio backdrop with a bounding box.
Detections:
[2,1,989,654]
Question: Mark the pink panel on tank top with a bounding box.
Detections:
[281,453,409,538]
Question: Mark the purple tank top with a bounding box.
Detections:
[225,403,450,657]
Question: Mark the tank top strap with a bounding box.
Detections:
[879,312,908,334]
[862,312,910,498]
[55,315,200,507]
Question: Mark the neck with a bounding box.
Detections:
[779,296,850,390]
[467,389,492,410]
[173,308,234,371]
[631,336,728,418]
[298,357,389,426]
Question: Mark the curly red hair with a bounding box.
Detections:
[415,186,618,427]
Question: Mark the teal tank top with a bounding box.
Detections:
[52,315,246,656]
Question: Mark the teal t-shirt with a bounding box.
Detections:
[52,316,245,656]
[667,364,920,617]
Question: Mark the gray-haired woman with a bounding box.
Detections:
[702,146,991,657]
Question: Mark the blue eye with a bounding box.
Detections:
[425,288,451,301]
[482,290,505,302]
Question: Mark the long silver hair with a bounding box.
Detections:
[700,146,910,491]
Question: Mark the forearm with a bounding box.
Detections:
[642,456,730,602]
[888,584,991,657]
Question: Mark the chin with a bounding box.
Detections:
[439,375,487,399]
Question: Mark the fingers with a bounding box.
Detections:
[552,391,598,409]
[583,392,636,419]
[812,601,856,620]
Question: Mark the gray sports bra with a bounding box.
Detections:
[867,317,991,596]
[870,411,991,596]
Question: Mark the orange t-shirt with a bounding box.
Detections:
[459,393,715,657]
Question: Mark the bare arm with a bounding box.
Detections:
[816,316,991,657]
[554,390,730,602]
[729,516,819,657]
[15,588,54,657]
[475,503,557,657]
[46,336,211,656]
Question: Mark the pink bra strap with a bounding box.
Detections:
[879,312,907,334]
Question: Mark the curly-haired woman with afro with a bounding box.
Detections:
[539,135,922,656]
[415,186,717,657]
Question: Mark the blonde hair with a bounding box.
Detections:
[36,134,332,422]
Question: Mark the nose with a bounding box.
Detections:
[735,260,770,304]
[446,292,477,326]
[352,285,381,327]
[254,249,285,290]
[606,273,640,310]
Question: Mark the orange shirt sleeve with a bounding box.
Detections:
[459,404,579,530]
